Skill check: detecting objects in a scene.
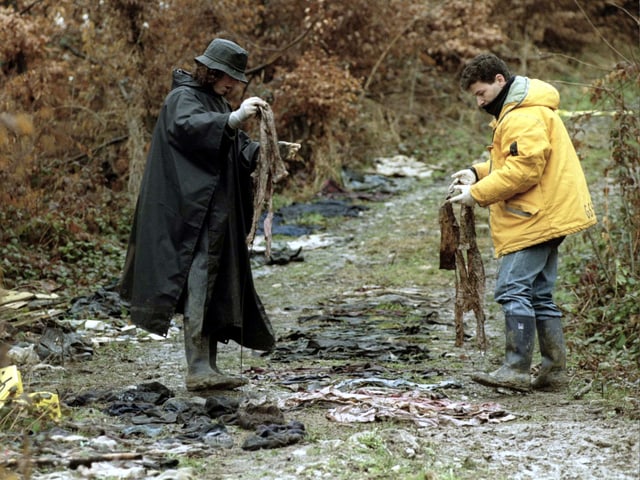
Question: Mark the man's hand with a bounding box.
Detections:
[449,184,476,206]
[228,97,268,128]
[448,168,476,192]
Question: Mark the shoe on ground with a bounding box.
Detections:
[531,369,568,391]
[186,372,248,391]
[471,365,531,392]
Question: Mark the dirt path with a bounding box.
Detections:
[5,173,639,480]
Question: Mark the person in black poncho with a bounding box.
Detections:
[120,38,275,391]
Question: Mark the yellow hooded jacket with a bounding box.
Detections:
[470,76,597,257]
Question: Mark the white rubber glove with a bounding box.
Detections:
[448,168,477,193]
[449,184,476,206]
[228,97,267,129]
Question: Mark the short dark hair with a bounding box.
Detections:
[459,53,511,91]
[193,62,225,87]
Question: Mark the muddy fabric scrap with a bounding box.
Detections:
[36,327,94,363]
[253,198,366,239]
[340,170,408,196]
[455,205,487,348]
[64,381,174,407]
[255,213,313,237]
[68,283,130,319]
[248,104,289,256]
[333,377,462,393]
[438,201,487,348]
[236,397,286,429]
[251,245,304,267]
[112,381,174,404]
[204,395,240,419]
[438,201,459,270]
[177,417,234,448]
[278,199,368,219]
[241,421,306,451]
[269,297,433,362]
[270,329,429,362]
[65,383,307,449]
[282,386,515,428]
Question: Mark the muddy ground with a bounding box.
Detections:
[2,166,639,480]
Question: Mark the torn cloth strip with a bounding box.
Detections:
[282,386,515,427]
[438,201,486,348]
[247,104,289,257]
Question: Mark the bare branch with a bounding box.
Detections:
[244,23,315,76]
[605,1,640,26]
[573,0,631,64]
[66,135,129,164]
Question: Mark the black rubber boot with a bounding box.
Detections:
[532,316,568,391]
[208,338,248,390]
[183,227,247,391]
[184,318,247,391]
[472,315,535,392]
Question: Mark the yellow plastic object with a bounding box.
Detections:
[1,366,61,420]
[0,365,24,403]
[27,392,62,420]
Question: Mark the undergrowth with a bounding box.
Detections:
[0,200,131,297]
[559,60,640,380]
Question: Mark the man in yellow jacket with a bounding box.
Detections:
[449,53,597,392]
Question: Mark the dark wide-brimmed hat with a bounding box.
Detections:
[195,38,248,83]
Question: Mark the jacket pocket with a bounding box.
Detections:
[505,203,538,217]
[504,187,542,218]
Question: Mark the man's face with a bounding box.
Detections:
[468,74,507,108]
[213,73,241,96]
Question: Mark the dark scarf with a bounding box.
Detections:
[483,76,515,119]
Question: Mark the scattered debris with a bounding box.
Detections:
[269,287,437,362]
[37,327,94,364]
[282,383,515,428]
[251,197,368,264]
[236,396,286,429]
[333,377,462,392]
[373,155,434,179]
[242,421,306,451]
[64,382,304,449]
[68,284,129,319]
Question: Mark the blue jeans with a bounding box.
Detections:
[495,239,563,318]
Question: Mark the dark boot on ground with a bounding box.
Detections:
[208,338,248,390]
[532,316,568,391]
[183,317,247,391]
[472,315,535,392]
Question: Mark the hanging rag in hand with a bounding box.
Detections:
[247,104,294,257]
[439,201,486,349]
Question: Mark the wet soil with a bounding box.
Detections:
[4,174,640,480]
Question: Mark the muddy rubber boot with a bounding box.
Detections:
[208,338,248,390]
[183,317,247,391]
[471,315,535,392]
[532,316,568,391]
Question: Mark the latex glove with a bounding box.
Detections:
[449,184,476,206]
[448,168,476,193]
[228,97,267,128]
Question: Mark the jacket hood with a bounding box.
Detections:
[499,76,560,120]
[171,68,202,90]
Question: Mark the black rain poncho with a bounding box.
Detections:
[120,69,275,351]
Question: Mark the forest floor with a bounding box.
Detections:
[2,160,639,480]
